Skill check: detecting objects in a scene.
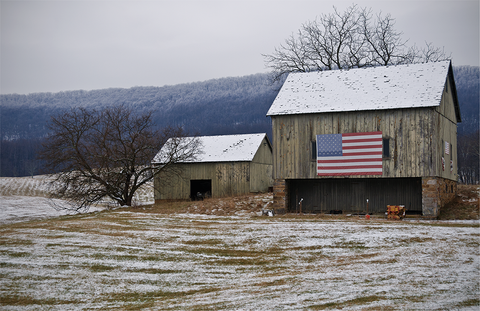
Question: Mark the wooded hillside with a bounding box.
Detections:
[1,73,284,140]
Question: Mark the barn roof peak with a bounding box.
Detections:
[267,60,455,116]
[153,133,270,164]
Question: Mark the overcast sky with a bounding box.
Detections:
[1,0,479,95]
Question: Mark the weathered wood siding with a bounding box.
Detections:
[154,163,215,200]
[250,137,274,192]
[252,137,274,165]
[154,137,274,200]
[250,162,273,192]
[434,76,458,181]
[155,162,251,200]
[271,81,458,181]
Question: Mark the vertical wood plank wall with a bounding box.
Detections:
[155,162,253,200]
[434,76,458,180]
[271,80,458,182]
[154,137,273,200]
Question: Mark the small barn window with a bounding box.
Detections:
[311,141,317,161]
[382,138,390,158]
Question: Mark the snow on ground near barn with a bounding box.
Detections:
[0,176,154,224]
[1,176,479,309]
[1,212,479,310]
[0,196,81,224]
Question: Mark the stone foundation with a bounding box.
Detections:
[421,177,457,217]
[272,179,288,212]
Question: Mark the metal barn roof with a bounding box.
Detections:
[153,133,269,164]
[267,61,452,116]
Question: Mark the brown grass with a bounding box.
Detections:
[0,295,79,306]
[138,185,479,221]
[309,295,386,310]
[138,193,271,217]
[438,185,479,220]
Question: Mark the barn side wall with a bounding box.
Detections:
[250,162,273,193]
[154,162,253,201]
[433,76,459,182]
[271,107,443,180]
[249,136,274,193]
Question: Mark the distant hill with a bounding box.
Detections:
[1,67,478,177]
[0,73,284,140]
[453,66,479,135]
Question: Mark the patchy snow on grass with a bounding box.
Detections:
[0,176,154,224]
[1,210,479,310]
[1,177,479,310]
[0,196,75,224]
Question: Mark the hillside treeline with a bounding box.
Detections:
[1,73,283,176]
[1,67,478,182]
[1,73,283,140]
[453,66,479,135]
[453,66,479,184]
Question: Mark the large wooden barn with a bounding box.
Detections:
[152,133,273,202]
[267,60,461,217]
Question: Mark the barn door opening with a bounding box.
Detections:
[190,180,212,200]
[350,181,366,213]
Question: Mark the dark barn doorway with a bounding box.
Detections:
[288,178,422,214]
[190,180,212,200]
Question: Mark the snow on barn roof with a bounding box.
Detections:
[267,61,451,116]
[153,133,269,164]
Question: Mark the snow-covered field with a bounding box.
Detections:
[0,176,154,224]
[1,176,479,310]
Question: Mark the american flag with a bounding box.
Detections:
[317,131,383,176]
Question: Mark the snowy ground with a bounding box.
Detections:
[1,176,479,310]
[0,176,154,225]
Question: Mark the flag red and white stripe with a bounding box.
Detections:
[317,131,383,176]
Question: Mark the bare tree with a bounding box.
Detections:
[24,160,40,178]
[151,132,205,193]
[264,5,450,81]
[39,106,200,212]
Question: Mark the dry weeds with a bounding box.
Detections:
[143,184,479,221]
[439,184,480,220]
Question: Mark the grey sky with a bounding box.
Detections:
[1,0,479,95]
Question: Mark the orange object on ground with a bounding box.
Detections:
[387,205,405,220]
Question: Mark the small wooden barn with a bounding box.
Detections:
[152,133,273,202]
[266,60,461,217]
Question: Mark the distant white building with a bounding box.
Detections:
[152,133,273,201]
